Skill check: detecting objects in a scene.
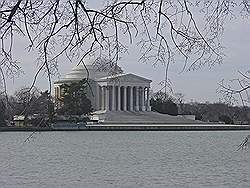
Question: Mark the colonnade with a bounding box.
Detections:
[97,85,151,111]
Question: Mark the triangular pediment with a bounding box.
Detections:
[98,73,152,83]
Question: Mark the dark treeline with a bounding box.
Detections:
[151,92,250,125]
[1,89,249,126]
[180,102,249,124]
[0,80,92,127]
[0,99,7,126]
[150,92,178,116]
[0,87,54,127]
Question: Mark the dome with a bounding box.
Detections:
[63,64,108,81]
[62,58,124,81]
[64,64,90,80]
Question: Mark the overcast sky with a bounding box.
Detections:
[5,1,250,104]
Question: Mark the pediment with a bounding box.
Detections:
[98,73,151,83]
[116,73,152,83]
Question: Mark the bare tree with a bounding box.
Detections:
[12,86,40,117]
[0,0,249,96]
[218,70,249,106]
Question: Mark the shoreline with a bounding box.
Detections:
[0,125,249,132]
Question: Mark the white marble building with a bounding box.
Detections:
[54,61,152,113]
[54,60,202,124]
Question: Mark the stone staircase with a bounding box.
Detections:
[94,111,203,124]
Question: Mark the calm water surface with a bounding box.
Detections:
[0,130,249,188]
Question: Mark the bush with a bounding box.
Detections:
[151,98,178,116]
[219,115,233,124]
[0,100,6,126]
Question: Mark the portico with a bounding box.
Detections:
[97,85,151,112]
[96,73,151,112]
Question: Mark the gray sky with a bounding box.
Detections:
[5,1,250,104]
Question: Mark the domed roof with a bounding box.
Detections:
[60,58,124,82]
[63,64,102,81]
[64,64,88,80]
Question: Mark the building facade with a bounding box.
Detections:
[54,61,152,113]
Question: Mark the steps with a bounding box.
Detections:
[93,111,203,124]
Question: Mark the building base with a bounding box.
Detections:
[89,110,204,124]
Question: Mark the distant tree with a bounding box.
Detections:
[181,101,249,124]
[218,71,249,106]
[0,98,6,126]
[219,115,233,124]
[195,113,203,121]
[10,87,55,126]
[36,90,55,123]
[181,102,206,120]
[12,87,40,118]
[151,92,178,116]
[173,93,185,114]
[58,79,92,116]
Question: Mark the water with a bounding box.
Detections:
[0,130,249,188]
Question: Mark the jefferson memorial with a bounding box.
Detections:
[54,60,200,124]
[54,60,151,111]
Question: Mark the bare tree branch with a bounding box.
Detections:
[0,0,249,96]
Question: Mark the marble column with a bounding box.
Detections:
[98,86,101,110]
[105,86,109,111]
[146,87,151,111]
[123,86,127,111]
[55,87,58,107]
[58,86,60,98]
[111,85,115,111]
[129,86,133,111]
[117,86,121,111]
[101,86,105,110]
[141,87,146,111]
[135,86,139,111]
[96,85,100,110]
